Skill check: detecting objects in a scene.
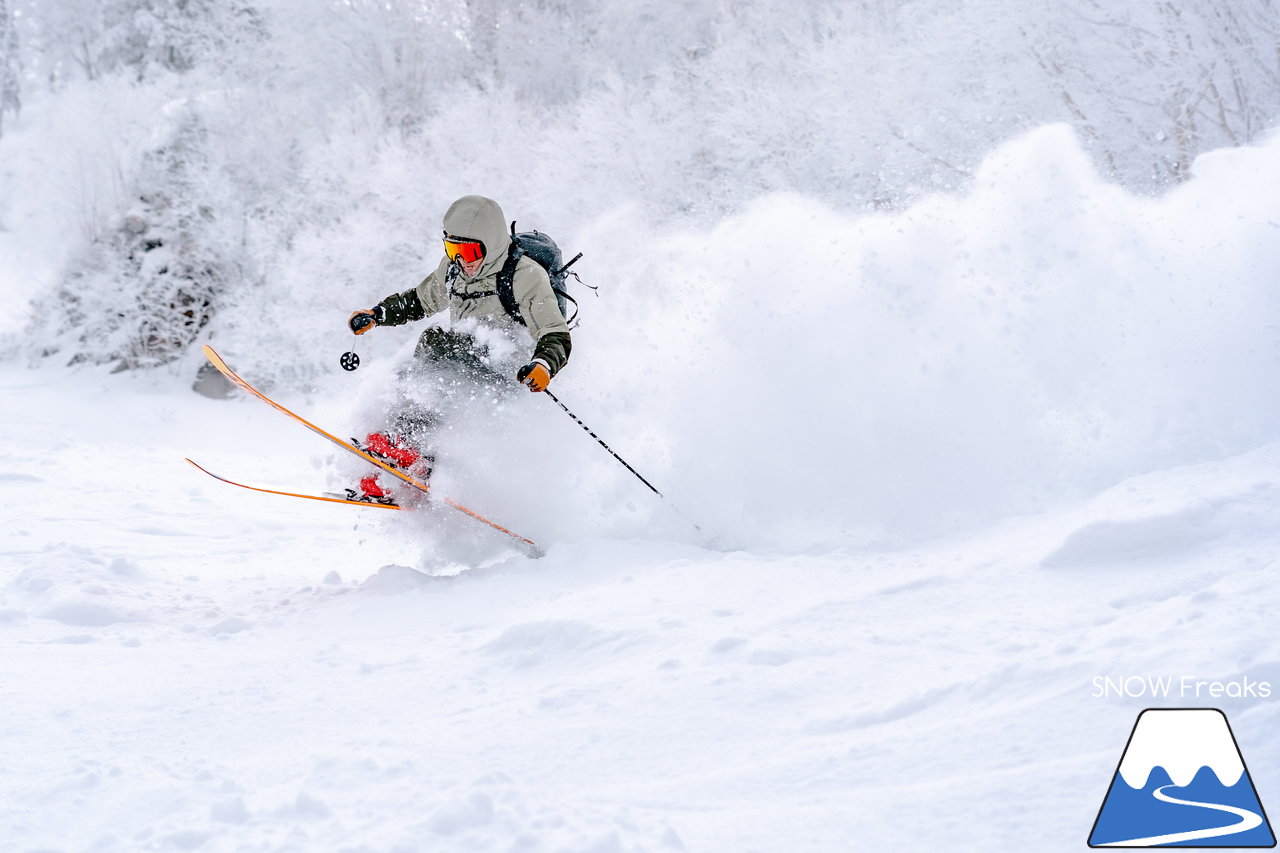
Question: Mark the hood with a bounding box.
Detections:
[442,195,512,280]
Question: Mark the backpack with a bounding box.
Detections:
[495,223,585,328]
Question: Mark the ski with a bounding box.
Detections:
[198,345,544,556]
[186,458,403,510]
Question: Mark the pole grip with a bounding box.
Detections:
[554,253,583,276]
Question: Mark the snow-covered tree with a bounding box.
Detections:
[0,0,19,136]
[27,0,262,86]
[38,106,238,370]
[1019,0,1280,187]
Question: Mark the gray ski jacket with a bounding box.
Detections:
[374,195,572,376]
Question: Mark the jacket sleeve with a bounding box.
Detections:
[374,258,450,326]
[374,288,425,326]
[533,332,572,376]
[513,261,572,375]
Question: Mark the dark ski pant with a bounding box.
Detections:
[385,327,517,453]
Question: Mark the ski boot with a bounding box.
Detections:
[342,475,400,506]
[347,432,434,505]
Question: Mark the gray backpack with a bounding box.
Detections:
[495,224,585,327]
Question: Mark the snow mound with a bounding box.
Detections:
[415,774,687,852]
[4,545,149,629]
[1041,443,1280,568]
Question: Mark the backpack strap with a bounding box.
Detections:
[446,255,515,312]
[557,288,580,328]
[495,242,526,326]
[448,260,498,301]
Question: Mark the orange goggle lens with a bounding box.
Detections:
[444,237,485,265]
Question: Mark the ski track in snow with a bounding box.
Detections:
[2,366,1280,852]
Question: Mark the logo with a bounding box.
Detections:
[1090,675,1272,701]
[1089,708,1275,847]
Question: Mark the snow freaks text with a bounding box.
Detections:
[1092,676,1273,701]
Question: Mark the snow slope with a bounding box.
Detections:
[2,361,1279,851]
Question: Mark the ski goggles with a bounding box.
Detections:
[443,235,485,265]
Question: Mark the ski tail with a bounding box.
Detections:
[199,346,543,556]
[186,458,402,510]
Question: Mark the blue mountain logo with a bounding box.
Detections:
[1089,708,1275,847]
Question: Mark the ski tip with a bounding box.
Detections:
[202,344,237,375]
[201,344,227,370]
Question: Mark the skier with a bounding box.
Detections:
[345,195,572,503]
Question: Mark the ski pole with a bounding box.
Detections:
[543,389,664,498]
